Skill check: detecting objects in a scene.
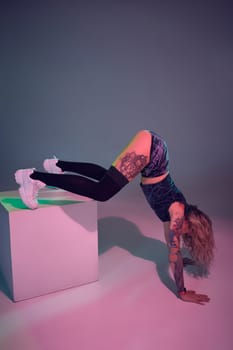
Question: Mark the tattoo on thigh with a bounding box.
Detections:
[119,152,147,181]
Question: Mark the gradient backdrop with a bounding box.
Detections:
[1,0,233,219]
[0,1,233,350]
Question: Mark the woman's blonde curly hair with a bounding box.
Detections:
[183,205,215,269]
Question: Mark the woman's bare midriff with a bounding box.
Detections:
[141,171,169,185]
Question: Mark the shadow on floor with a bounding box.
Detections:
[0,270,12,301]
[98,216,177,296]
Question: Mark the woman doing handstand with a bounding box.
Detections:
[15,130,214,304]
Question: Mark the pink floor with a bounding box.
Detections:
[0,193,232,350]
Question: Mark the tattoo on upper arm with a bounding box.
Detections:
[119,152,147,181]
[169,231,179,250]
[171,216,184,233]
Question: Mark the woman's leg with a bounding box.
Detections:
[57,161,107,180]
[15,130,152,208]
[51,130,152,182]
[31,165,128,202]
[38,130,152,200]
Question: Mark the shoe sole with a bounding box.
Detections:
[15,170,38,209]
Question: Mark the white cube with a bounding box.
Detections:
[0,188,98,302]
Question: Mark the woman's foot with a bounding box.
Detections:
[15,169,45,209]
[43,157,63,174]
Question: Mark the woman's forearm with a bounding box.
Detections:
[168,230,186,294]
[169,250,185,294]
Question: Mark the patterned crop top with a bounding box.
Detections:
[141,131,169,178]
[140,174,187,222]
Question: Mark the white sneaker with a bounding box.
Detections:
[15,169,45,209]
[43,157,63,174]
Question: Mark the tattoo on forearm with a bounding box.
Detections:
[169,231,185,293]
[119,152,147,181]
[174,253,185,293]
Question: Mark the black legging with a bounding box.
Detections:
[30,161,129,202]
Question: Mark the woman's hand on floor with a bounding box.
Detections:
[180,290,210,305]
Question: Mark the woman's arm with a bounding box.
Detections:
[167,202,186,294]
[168,227,186,295]
[168,229,210,304]
[167,203,210,304]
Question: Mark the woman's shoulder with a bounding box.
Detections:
[169,201,186,217]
